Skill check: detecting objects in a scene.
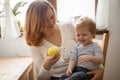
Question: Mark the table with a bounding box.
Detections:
[0,57,34,80]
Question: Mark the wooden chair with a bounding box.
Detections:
[92,30,109,80]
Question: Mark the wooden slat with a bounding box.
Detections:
[96,29,109,34]
[102,33,109,66]
[29,63,34,80]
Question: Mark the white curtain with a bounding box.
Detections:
[96,0,109,29]
[0,0,21,40]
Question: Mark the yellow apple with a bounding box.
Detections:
[48,46,59,56]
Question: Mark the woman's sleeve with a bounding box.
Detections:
[30,46,51,80]
[67,22,76,41]
[59,21,76,41]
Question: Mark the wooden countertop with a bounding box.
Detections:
[0,57,33,80]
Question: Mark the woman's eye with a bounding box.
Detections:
[77,34,80,37]
[50,16,54,19]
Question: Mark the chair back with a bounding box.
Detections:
[93,32,109,67]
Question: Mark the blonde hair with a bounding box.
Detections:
[75,16,96,35]
[24,0,56,46]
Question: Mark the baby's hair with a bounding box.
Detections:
[75,16,96,35]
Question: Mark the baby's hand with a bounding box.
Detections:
[66,68,72,77]
[78,55,92,64]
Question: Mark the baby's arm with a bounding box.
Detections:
[92,43,103,64]
[66,59,76,76]
[88,55,101,64]
[79,55,101,64]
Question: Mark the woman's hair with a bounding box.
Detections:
[75,16,96,35]
[24,0,56,46]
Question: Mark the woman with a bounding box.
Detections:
[24,0,104,80]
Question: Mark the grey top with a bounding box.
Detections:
[70,42,103,70]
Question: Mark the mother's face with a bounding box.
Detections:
[43,8,56,34]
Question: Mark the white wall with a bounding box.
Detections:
[103,0,120,80]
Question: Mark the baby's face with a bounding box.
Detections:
[75,28,94,46]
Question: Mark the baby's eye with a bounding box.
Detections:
[77,34,80,37]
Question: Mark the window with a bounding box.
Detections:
[10,0,33,27]
[57,0,95,22]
